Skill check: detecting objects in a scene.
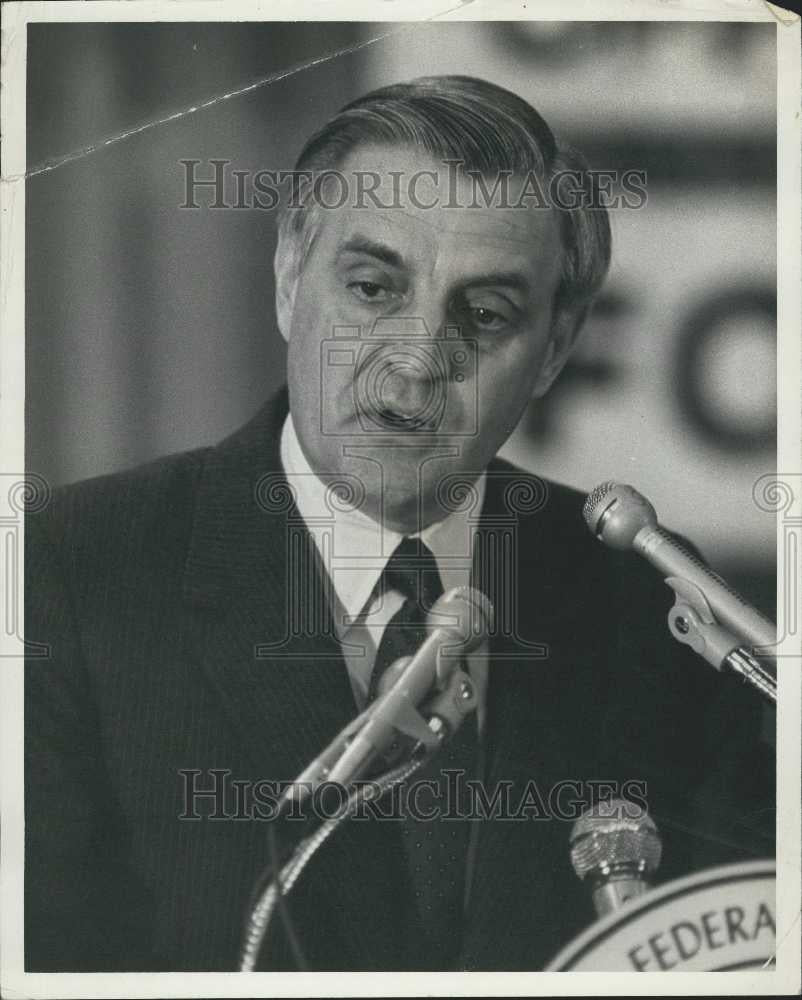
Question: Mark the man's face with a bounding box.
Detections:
[279,144,573,532]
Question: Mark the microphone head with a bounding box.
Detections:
[427,586,494,653]
[569,798,662,882]
[582,482,658,550]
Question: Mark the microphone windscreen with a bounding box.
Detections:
[583,482,659,549]
[569,798,662,881]
[427,586,494,652]
[582,480,617,533]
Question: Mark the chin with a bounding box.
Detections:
[381,495,432,534]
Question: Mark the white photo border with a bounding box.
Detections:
[2,2,799,997]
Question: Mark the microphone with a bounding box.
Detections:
[286,587,493,799]
[583,482,776,660]
[326,586,493,785]
[569,798,662,918]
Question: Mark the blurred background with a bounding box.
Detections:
[26,20,777,614]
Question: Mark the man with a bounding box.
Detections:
[25,76,773,972]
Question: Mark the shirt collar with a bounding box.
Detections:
[280,413,486,624]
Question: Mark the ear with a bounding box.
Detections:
[273,233,299,343]
[531,305,587,399]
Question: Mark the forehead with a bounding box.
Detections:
[315,144,562,279]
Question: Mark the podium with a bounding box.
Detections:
[545,860,776,971]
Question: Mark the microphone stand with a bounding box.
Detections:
[665,577,777,703]
[239,661,479,971]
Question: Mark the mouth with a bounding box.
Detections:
[370,406,435,432]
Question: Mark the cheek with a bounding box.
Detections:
[288,277,322,343]
[286,285,325,416]
[470,335,549,443]
[476,335,547,399]
[288,269,361,355]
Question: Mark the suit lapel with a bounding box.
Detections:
[463,465,605,969]
[180,390,416,969]
[181,390,358,781]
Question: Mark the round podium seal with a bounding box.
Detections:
[546,859,775,971]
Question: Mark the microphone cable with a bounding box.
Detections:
[271,817,308,971]
[239,750,429,972]
[239,812,309,971]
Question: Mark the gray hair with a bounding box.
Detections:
[277,75,611,324]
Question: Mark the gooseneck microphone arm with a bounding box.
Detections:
[583,482,777,704]
[239,586,494,971]
[240,754,426,972]
[725,648,777,703]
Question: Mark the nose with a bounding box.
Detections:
[358,311,449,430]
[375,352,439,418]
[357,341,445,428]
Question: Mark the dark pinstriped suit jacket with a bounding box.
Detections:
[25,387,773,971]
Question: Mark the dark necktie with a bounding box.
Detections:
[368,536,444,701]
[369,537,478,969]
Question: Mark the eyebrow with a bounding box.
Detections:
[338,236,531,297]
[460,272,531,296]
[338,236,405,269]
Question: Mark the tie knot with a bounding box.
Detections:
[382,537,443,610]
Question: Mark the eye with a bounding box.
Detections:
[348,280,390,303]
[452,291,517,333]
[468,306,508,331]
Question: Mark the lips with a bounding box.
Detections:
[371,406,433,431]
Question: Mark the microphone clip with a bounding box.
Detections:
[280,660,478,811]
[666,577,777,703]
[421,663,478,739]
[666,577,742,668]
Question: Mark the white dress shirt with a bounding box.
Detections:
[280,414,488,729]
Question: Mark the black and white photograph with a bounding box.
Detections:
[1,2,800,995]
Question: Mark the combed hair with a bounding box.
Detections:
[278,75,611,321]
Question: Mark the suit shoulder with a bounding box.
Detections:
[27,446,211,577]
[486,456,588,531]
[487,457,665,604]
[45,445,209,522]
